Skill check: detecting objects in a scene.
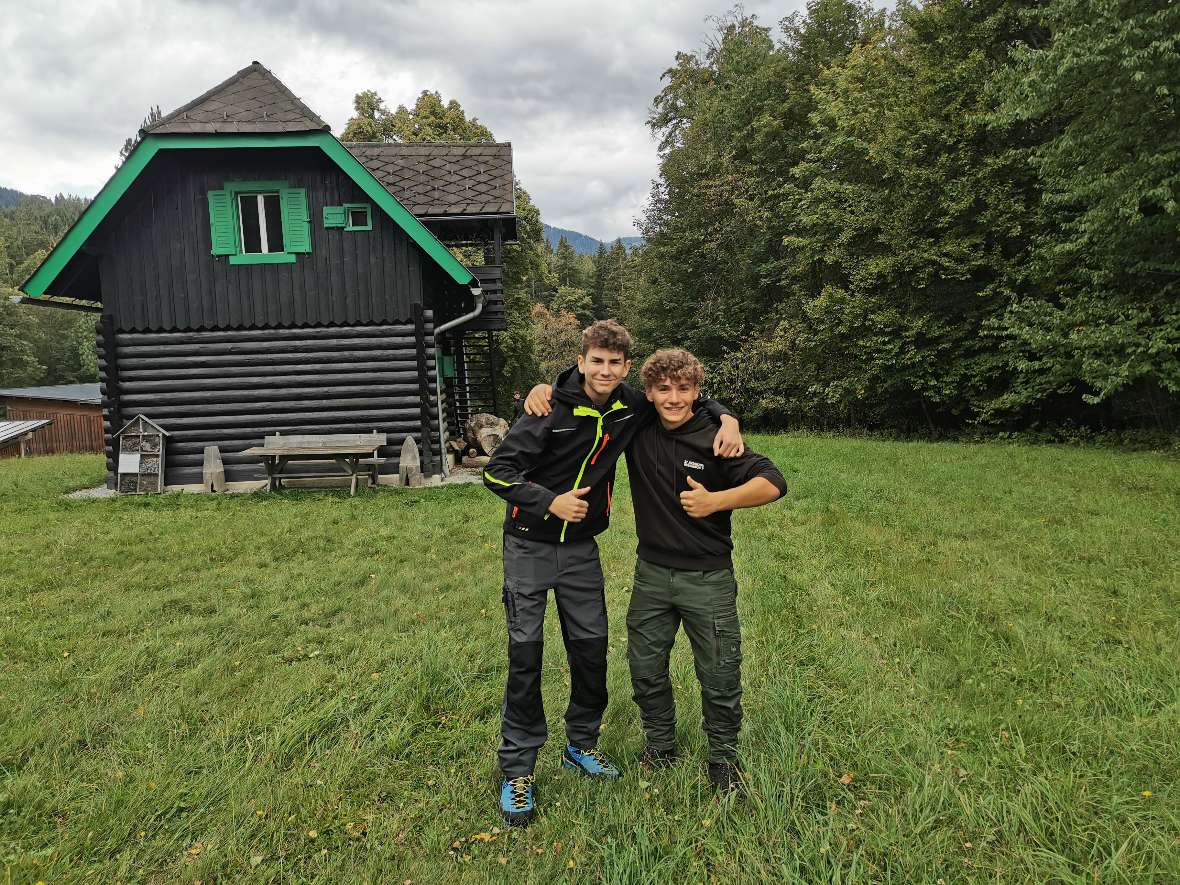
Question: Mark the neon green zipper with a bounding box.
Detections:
[561,401,625,542]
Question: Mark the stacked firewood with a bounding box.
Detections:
[447,413,509,469]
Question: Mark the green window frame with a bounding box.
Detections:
[343,203,372,231]
[207,180,311,265]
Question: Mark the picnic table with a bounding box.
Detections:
[242,432,388,496]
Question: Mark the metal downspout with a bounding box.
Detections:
[433,284,484,477]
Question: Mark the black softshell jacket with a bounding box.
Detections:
[626,409,787,571]
[483,366,730,544]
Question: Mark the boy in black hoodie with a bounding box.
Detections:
[626,349,786,794]
[483,321,743,826]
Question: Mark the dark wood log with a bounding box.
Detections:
[117,364,428,382]
[117,336,423,358]
[114,324,420,346]
[412,302,434,473]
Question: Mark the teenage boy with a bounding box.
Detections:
[625,349,786,794]
[483,320,743,827]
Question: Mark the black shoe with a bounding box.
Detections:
[707,761,745,795]
[637,745,678,770]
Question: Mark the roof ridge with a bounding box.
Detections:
[144,61,329,135]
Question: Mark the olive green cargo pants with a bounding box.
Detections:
[626,558,743,763]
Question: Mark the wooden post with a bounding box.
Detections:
[412,302,434,475]
[487,329,499,415]
[98,314,121,488]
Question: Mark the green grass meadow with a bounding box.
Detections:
[1,437,1178,882]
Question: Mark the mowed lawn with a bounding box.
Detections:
[1,438,1178,883]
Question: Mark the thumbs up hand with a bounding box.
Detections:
[549,486,592,522]
[679,475,718,519]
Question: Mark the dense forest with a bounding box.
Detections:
[0,193,98,389]
[3,0,1176,437]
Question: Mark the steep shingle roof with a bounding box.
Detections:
[145,62,329,135]
[345,142,515,217]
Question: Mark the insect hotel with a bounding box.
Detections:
[18,62,515,491]
[115,415,169,494]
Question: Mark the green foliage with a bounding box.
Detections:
[0,297,44,387]
[0,194,96,387]
[629,0,1179,433]
[551,235,590,290]
[342,89,494,143]
[550,286,594,326]
[985,0,1180,421]
[530,303,583,382]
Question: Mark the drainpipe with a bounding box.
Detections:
[433,284,484,477]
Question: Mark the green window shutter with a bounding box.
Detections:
[207,190,236,255]
[280,187,311,253]
[323,206,346,228]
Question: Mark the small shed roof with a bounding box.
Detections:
[0,419,53,447]
[144,61,329,135]
[0,383,101,405]
[345,142,515,217]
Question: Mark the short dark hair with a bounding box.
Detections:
[640,348,705,388]
[581,319,632,359]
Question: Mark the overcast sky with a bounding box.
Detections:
[0,0,802,241]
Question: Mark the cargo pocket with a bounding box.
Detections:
[714,613,742,669]
[502,584,518,630]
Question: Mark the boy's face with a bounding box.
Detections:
[578,347,631,402]
[645,375,700,429]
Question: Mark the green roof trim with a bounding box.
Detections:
[21,132,475,296]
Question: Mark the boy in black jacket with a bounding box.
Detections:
[626,349,786,793]
[483,321,743,827]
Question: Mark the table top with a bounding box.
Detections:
[241,445,380,457]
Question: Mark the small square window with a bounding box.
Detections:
[344,203,372,231]
[237,193,285,254]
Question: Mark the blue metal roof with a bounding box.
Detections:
[0,384,101,405]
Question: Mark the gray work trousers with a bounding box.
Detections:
[498,534,609,776]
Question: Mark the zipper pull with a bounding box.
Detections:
[590,433,610,465]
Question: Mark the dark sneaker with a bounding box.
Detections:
[637,745,678,770]
[499,774,536,827]
[707,761,746,796]
[561,744,621,778]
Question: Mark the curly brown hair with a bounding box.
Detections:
[640,348,705,389]
[581,319,633,358]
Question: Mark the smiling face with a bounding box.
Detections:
[646,375,701,429]
[578,347,631,404]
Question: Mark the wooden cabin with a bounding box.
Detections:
[18,62,515,489]
[0,384,104,456]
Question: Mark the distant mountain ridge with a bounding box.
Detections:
[543,223,644,255]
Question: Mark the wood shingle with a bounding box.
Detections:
[344,142,515,217]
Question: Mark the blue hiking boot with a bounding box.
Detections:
[561,744,621,778]
[499,774,536,827]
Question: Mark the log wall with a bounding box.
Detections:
[98,318,443,487]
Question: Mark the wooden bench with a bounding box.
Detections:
[242,432,389,496]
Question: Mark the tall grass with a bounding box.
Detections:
[1,438,1177,882]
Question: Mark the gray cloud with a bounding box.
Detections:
[1,0,798,239]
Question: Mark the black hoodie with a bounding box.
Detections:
[483,366,731,544]
[626,409,787,570]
